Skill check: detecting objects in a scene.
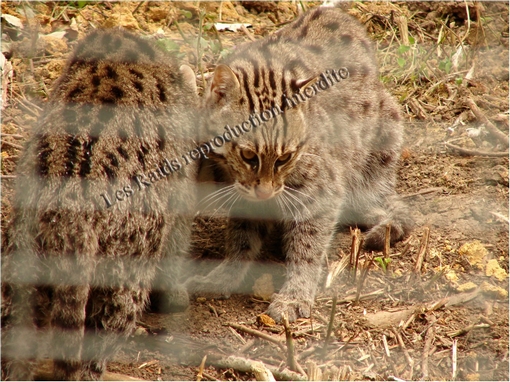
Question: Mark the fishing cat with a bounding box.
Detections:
[1,29,198,380]
[186,7,413,322]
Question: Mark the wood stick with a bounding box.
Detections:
[466,98,509,147]
[421,324,435,379]
[1,133,24,139]
[209,356,303,381]
[355,252,372,303]
[414,227,430,273]
[383,224,391,273]
[281,314,297,372]
[241,25,257,42]
[445,142,508,157]
[393,329,414,370]
[226,323,285,350]
[197,355,207,382]
[322,295,338,357]
[1,140,24,150]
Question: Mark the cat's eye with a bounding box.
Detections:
[240,149,258,166]
[276,152,292,166]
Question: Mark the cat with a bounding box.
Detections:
[1,29,198,380]
[185,6,413,322]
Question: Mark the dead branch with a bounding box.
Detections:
[393,328,414,374]
[197,355,207,381]
[209,356,304,381]
[466,98,509,147]
[241,25,257,42]
[355,253,373,303]
[226,323,285,350]
[281,313,304,375]
[383,224,391,272]
[445,142,509,157]
[414,227,430,273]
[1,140,24,150]
[448,323,490,337]
[322,294,338,357]
[421,324,435,380]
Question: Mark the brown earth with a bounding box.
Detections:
[1,1,508,381]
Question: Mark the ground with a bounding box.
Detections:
[1,1,508,381]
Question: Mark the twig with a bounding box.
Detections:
[382,334,391,357]
[202,372,220,381]
[393,329,414,371]
[132,1,146,14]
[445,142,509,157]
[452,339,458,380]
[322,294,337,357]
[448,323,490,337]
[229,326,247,345]
[1,140,24,150]
[1,133,24,139]
[355,253,372,303]
[197,9,206,90]
[383,224,391,272]
[1,175,16,179]
[414,227,430,273]
[349,227,363,282]
[241,25,256,42]
[281,313,297,372]
[209,356,302,381]
[465,98,508,147]
[226,323,285,350]
[208,303,219,317]
[421,324,435,380]
[490,211,509,224]
[197,355,207,382]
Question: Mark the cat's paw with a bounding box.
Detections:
[364,222,407,250]
[266,294,313,323]
[149,286,189,313]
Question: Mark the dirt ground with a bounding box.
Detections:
[1,1,508,381]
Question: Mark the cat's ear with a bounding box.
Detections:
[179,65,197,94]
[207,64,241,105]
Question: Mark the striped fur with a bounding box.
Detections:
[187,7,413,322]
[1,29,198,380]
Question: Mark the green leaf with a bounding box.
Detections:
[181,10,192,19]
[397,57,406,68]
[203,22,214,31]
[455,77,463,85]
[398,44,410,54]
[76,0,88,8]
[156,39,180,53]
[408,35,415,45]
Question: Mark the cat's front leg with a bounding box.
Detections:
[185,218,264,297]
[267,217,334,322]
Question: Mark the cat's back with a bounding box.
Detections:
[8,28,198,262]
[225,7,377,83]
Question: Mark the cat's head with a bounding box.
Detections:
[202,64,314,202]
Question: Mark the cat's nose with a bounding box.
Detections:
[255,184,273,200]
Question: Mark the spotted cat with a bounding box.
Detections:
[186,7,413,322]
[1,29,198,380]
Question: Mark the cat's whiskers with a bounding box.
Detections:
[280,192,304,221]
[277,193,296,220]
[283,188,311,218]
[200,184,235,204]
[207,190,239,220]
[284,185,318,204]
[199,185,235,209]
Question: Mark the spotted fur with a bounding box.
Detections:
[1,29,198,380]
[186,7,413,322]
